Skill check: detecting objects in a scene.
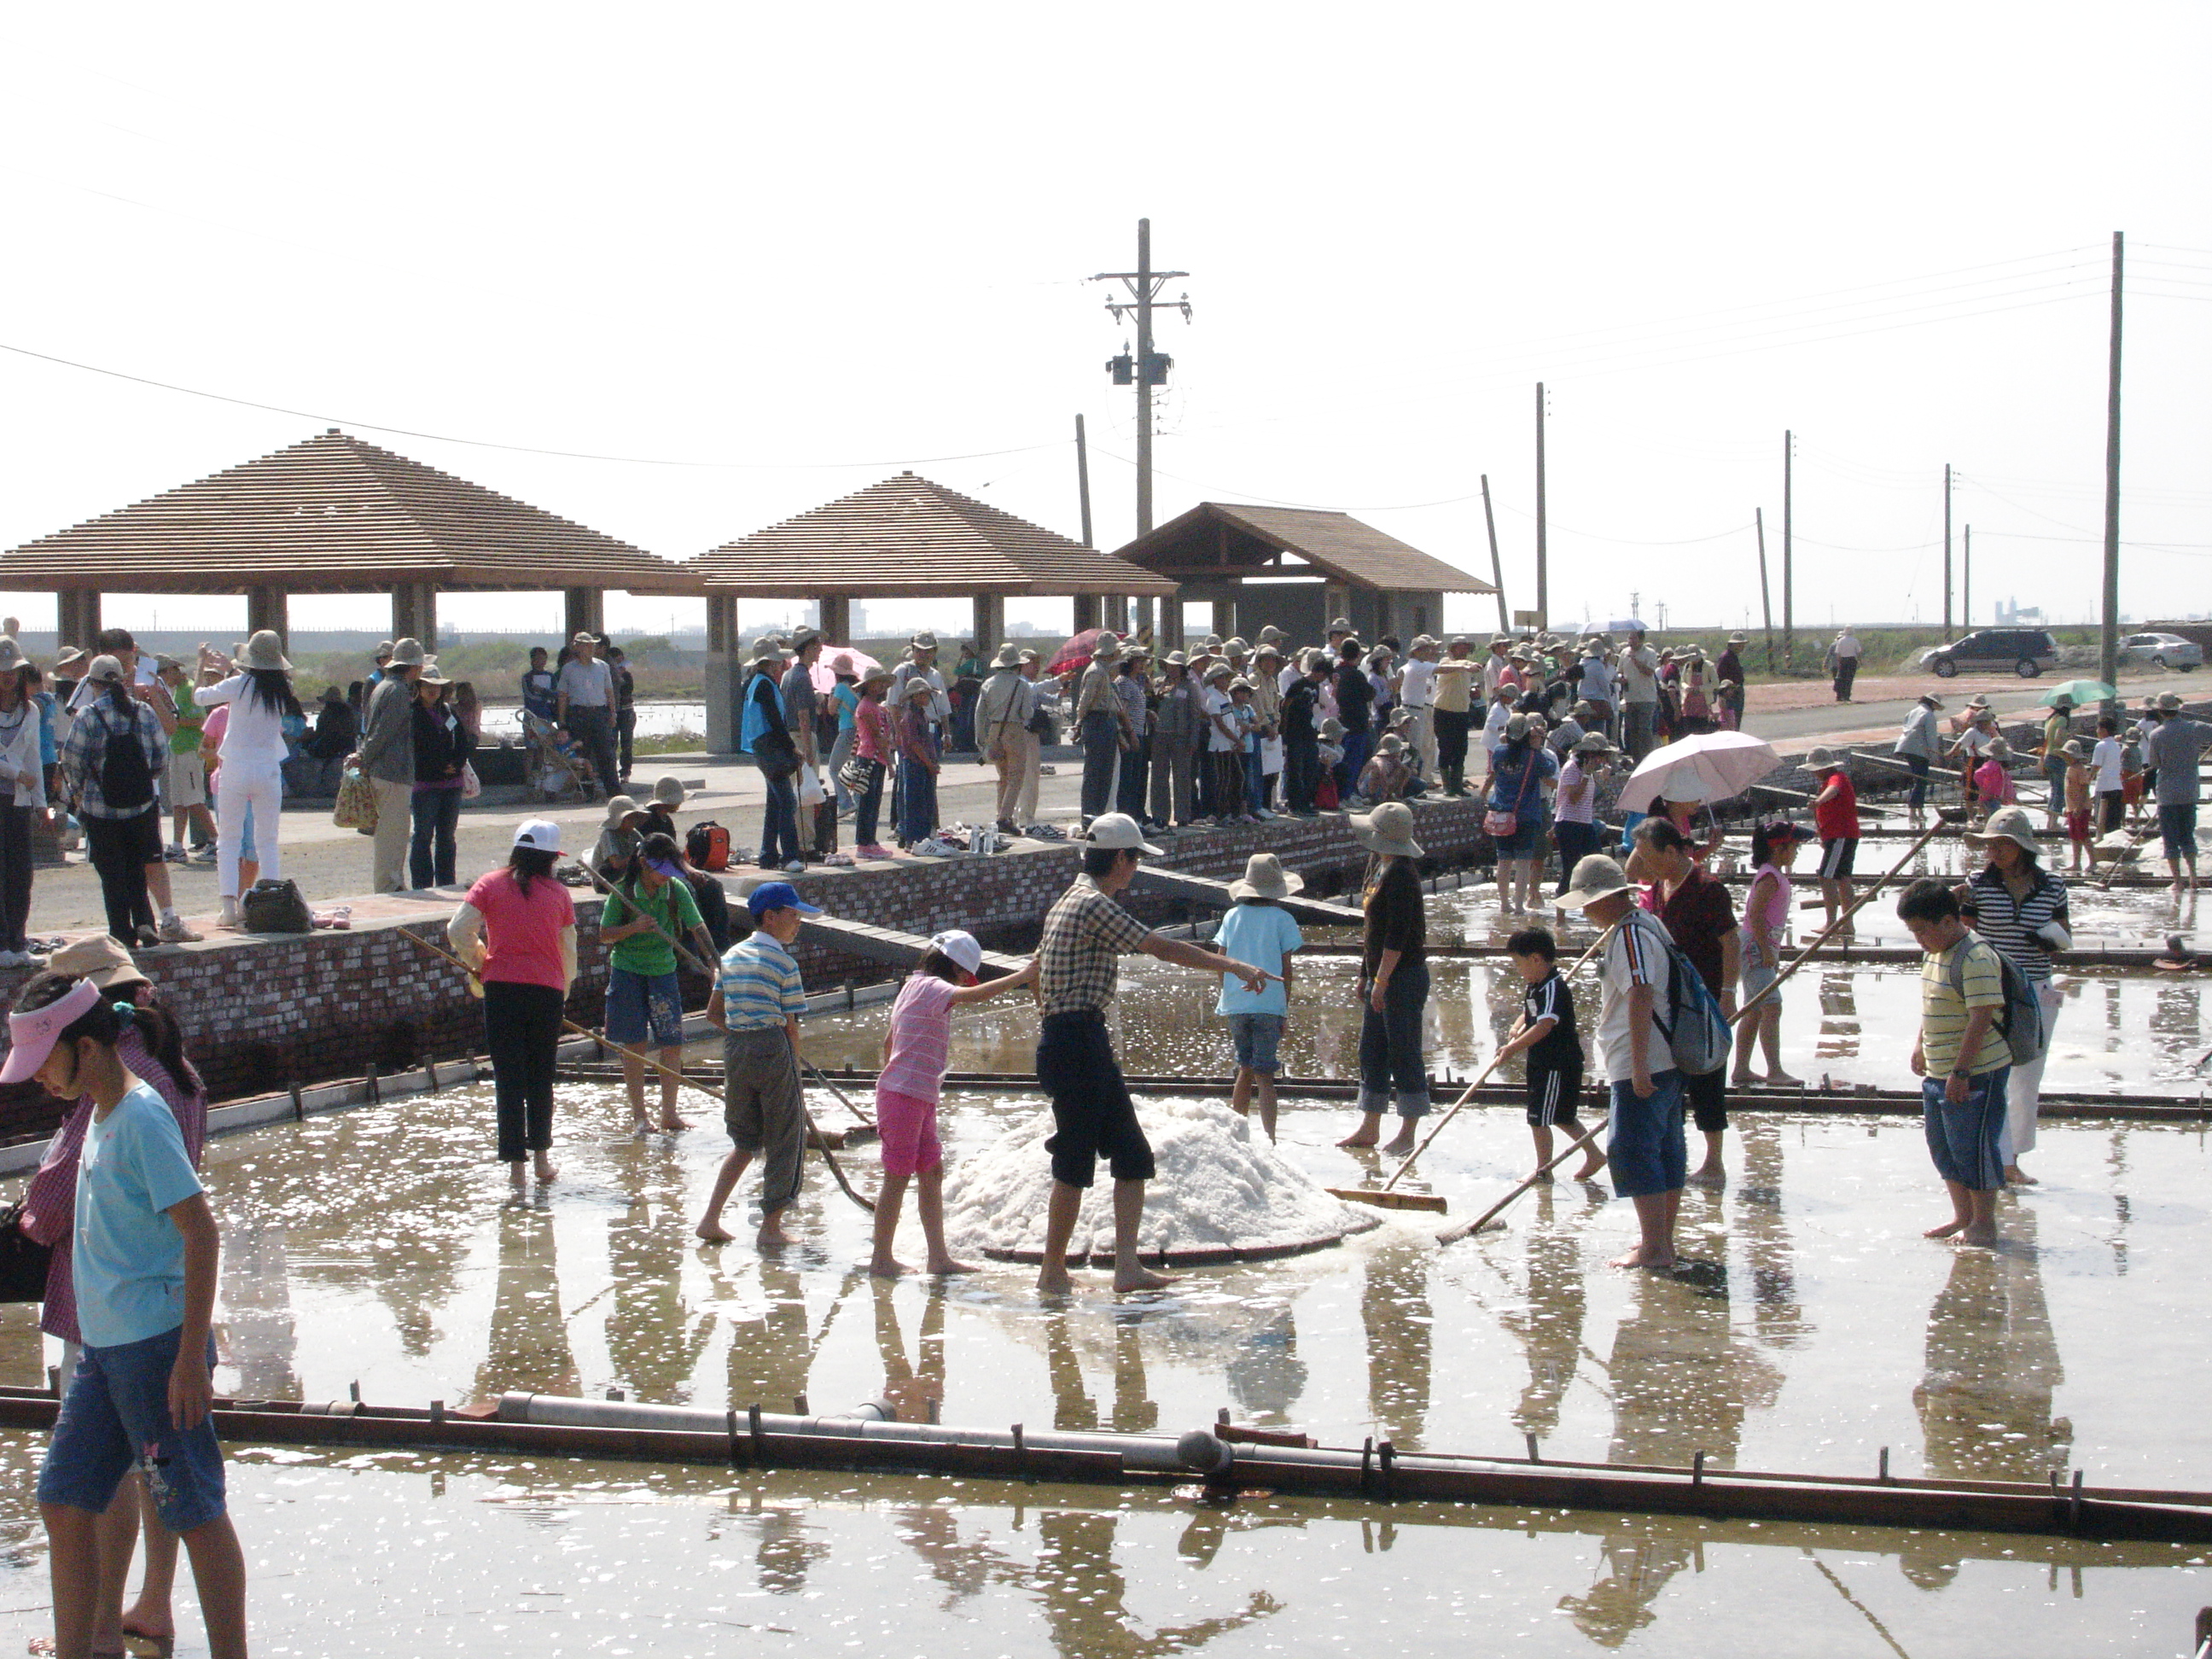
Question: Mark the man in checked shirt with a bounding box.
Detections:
[1033,813,1269,1294]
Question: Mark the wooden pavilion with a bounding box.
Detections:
[0,428,696,650]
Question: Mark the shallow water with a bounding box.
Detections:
[6,937,2212,1652]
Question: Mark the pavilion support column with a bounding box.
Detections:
[704,592,742,755]
[1210,598,1234,642]
[245,585,288,647]
[1159,589,1185,653]
[57,590,101,651]
[818,596,852,643]
[1072,594,1102,633]
[392,582,439,652]
[971,595,1004,655]
[1101,593,1126,637]
[563,586,605,646]
[1134,597,1155,642]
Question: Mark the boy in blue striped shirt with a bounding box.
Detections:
[696,881,819,1248]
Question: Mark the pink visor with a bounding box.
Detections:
[0,979,102,1085]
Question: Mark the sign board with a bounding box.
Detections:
[1512,609,1543,628]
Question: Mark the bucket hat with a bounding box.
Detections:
[1572,733,1616,755]
[1092,632,1124,661]
[1558,853,1633,911]
[416,659,451,687]
[1229,852,1305,901]
[992,643,1024,668]
[1965,805,2041,856]
[2060,738,2088,761]
[910,631,939,652]
[1726,632,1749,646]
[2157,692,2186,713]
[602,794,645,827]
[0,638,23,674]
[45,934,149,992]
[387,637,427,668]
[239,631,291,671]
[650,775,687,808]
[1351,800,1423,859]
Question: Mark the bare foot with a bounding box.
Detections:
[870,1256,911,1278]
[1686,1165,1726,1189]
[1036,1266,1077,1295]
[1531,1167,1554,1185]
[508,1166,528,1191]
[927,1257,981,1275]
[1336,1130,1379,1148]
[696,1218,736,1243]
[1115,1265,1183,1292]
[1728,1072,1756,1089]
[1763,1072,1805,1087]
[1610,1244,1676,1270]
[1959,1225,1999,1248]
[533,1160,559,1184]
[658,1113,690,1133]
[756,1221,794,1249]
[630,1116,652,1139]
[1924,1217,1967,1239]
[1381,1131,1417,1155]
[1574,1159,1609,1180]
[2005,1165,2039,1185]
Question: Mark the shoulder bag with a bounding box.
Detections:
[1484,751,1539,839]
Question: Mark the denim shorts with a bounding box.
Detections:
[40,1325,225,1534]
[1923,1069,2009,1190]
[1229,1012,1285,1074]
[1494,818,1542,858]
[2160,802,2197,861]
[1607,1068,1686,1199]
[605,967,683,1046]
[1742,958,1781,1012]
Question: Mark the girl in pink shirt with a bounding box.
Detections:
[1972,739,2018,806]
[870,929,1037,1277]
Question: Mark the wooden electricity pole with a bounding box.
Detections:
[1074,414,1094,548]
[2099,231,2124,713]
[1962,523,1970,629]
[1941,463,1953,635]
[1481,474,1509,632]
[1755,508,1776,674]
[1534,383,1549,629]
[1781,429,1795,671]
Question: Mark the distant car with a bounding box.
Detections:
[2118,631,2204,671]
[1917,628,2059,679]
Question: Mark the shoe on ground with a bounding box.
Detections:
[162,843,188,863]
[218,898,241,927]
[159,913,202,944]
[0,950,26,969]
[783,859,806,874]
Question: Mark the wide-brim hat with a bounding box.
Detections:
[789,627,822,652]
[0,638,23,674]
[320,684,346,703]
[1726,633,1749,646]
[1223,637,1249,655]
[2060,738,2090,761]
[1091,632,1124,661]
[1161,650,1189,667]
[570,630,602,648]
[1572,733,1616,755]
[416,660,451,687]
[1505,713,1530,740]
[1377,734,1405,754]
[1204,663,1233,682]
[45,933,149,992]
[903,677,936,699]
[1327,619,1353,633]
[1965,694,1991,708]
[992,643,1023,668]
[1965,805,2041,856]
[52,646,86,672]
[602,794,644,826]
[1919,692,1944,707]
[1257,626,1287,643]
[1804,746,1844,771]
[1228,852,1305,901]
[2157,692,2186,712]
[1985,738,2011,760]
[1558,853,1633,910]
[388,637,427,668]
[1254,643,1284,661]
[1319,718,1343,740]
[650,775,687,807]
[859,666,894,690]
[910,631,939,651]
[1351,800,1423,859]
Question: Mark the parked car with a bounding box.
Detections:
[1917,628,2059,679]
[2118,631,2204,671]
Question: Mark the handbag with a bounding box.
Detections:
[839,754,881,798]
[241,876,313,934]
[1484,749,1540,839]
[333,760,378,832]
[0,1202,54,1303]
[460,761,481,800]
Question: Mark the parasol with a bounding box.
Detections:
[1615,730,1781,813]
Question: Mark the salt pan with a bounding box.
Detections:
[944,1097,1377,1265]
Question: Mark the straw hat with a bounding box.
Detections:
[416,659,451,687]
[1228,852,1305,901]
[1351,800,1423,859]
[1572,732,1616,756]
[1726,632,1749,646]
[650,775,687,808]
[1804,746,1845,772]
[45,934,148,992]
[1965,805,2040,856]
[1091,632,1124,661]
[602,795,645,827]
[388,637,427,668]
[992,643,1024,669]
[1559,853,1633,910]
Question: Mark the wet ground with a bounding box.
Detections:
[4,941,2211,1652]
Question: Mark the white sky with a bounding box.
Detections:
[1,3,2207,644]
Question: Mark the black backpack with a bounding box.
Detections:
[97,707,154,812]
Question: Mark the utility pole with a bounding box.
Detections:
[1782,429,1795,672]
[1755,509,1775,674]
[1534,383,1549,629]
[1941,463,1953,636]
[1074,414,1094,548]
[1092,218,1191,540]
[1480,474,1509,632]
[2099,231,2124,712]
[1962,524,1970,629]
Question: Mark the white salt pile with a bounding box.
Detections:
[944,1097,1377,1266]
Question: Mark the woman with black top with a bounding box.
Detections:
[59,655,167,946]
[1337,800,1430,1154]
[1332,638,1375,797]
[410,661,476,889]
[0,641,44,964]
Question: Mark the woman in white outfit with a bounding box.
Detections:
[193,630,300,927]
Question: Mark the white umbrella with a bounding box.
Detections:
[1616,730,1781,813]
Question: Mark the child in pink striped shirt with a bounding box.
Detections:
[871,930,1037,1277]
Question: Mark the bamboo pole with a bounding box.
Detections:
[397,925,874,1213]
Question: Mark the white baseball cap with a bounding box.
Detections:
[1083,812,1161,854]
[927,929,984,975]
[513,818,564,854]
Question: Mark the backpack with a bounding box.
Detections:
[1625,912,1732,1078]
[1945,938,2046,1068]
[96,706,154,812]
[241,876,312,934]
[685,820,731,872]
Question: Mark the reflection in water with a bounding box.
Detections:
[1815,969,1860,1066]
[1734,1124,1812,1350]
[713,1260,859,1412]
[1504,1186,1586,1443]
[1913,1208,2071,1484]
[1225,1306,1306,1425]
[736,1489,829,1595]
[1043,1309,1157,1435]
[220,1215,300,1400]
[875,1279,945,1423]
[1361,1237,1432,1448]
[474,1203,579,1401]
[605,1179,714,1403]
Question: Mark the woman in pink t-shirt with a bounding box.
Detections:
[450,820,578,1189]
[870,929,1036,1277]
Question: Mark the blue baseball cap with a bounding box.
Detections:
[747,881,821,918]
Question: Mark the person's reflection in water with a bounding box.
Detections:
[874,1278,945,1424]
[715,1260,859,1412]
[1905,1202,2070,1589]
[1030,1511,1280,1659]
[474,1203,580,1400]
[219,1214,300,1400]
[1109,1310,1157,1434]
[1225,1305,1307,1428]
[733,1491,829,1596]
[1040,1307,1156,1434]
[1360,1235,1432,1448]
[1563,1266,1781,1646]
[605,1185,715,1401]
[1732,1122,1812,1351]
[1815,969,1860,1067]
[1504,1186,1586,1446]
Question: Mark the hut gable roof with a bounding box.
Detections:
[0,429,694,593]
[1115,502,1491,593]
[684,472,1176,597]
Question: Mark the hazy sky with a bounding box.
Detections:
[2,3,2207,643]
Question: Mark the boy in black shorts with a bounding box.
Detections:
[1496,927,1607,1182]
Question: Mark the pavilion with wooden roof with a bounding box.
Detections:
[0,428,696,650]
[684,472,1174,751]
[1111,501,1493,649]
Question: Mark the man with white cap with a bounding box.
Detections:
[1033,813,1267,1294]
[1073,632,1131,828]
[975,643,1041,835]
[1397,635,1440,781]
[1558,853,1687,1270]
[1828,626,1862,703]
[1619,628,1661,762]
[352,637,425,893]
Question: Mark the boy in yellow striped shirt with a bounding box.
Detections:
[1898,877,2012,1247]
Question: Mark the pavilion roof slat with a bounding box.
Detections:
[682,472,1178,598]
[0,430,699,594]
[1114,502,1492,594]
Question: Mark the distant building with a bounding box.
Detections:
[1993,597,2045,626]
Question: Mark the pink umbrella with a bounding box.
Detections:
[810,645,882,695]
[1048,627,1104,678]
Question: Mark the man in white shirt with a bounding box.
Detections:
[1396,636,1439,780]
[556,631,621,795]
[2090,717,2126,835]
[1481,637,1516,699]
[1830,628,1863,703]
[1619,629,1661,761]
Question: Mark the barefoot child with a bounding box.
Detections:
[1494,927,1606,1181]
[7,974,247,1659]
[1730,821,1811,1088]
[2060,740,2093,874]
[599,832,713,1137]
[1213,853,1305,1142]
[870,930,1037,1276]
[698,881,819,1248]
[1897,877,2011,1249]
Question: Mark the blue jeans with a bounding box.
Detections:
[757,759,800,866]
[853,759,886,847]
[1905,752,1931,811]
[1336,729,1372,797]
[1608,1068,1686,1198]
[410,784,463,888]
[1244,750,1265,813]
[898,755,938,844]
[41,1326,225,1534]
[1923,1069,2009,1190]
[1080,710,1120,822]
[1357,958,1430,1116]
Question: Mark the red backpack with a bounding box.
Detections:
[684,821,731,872]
